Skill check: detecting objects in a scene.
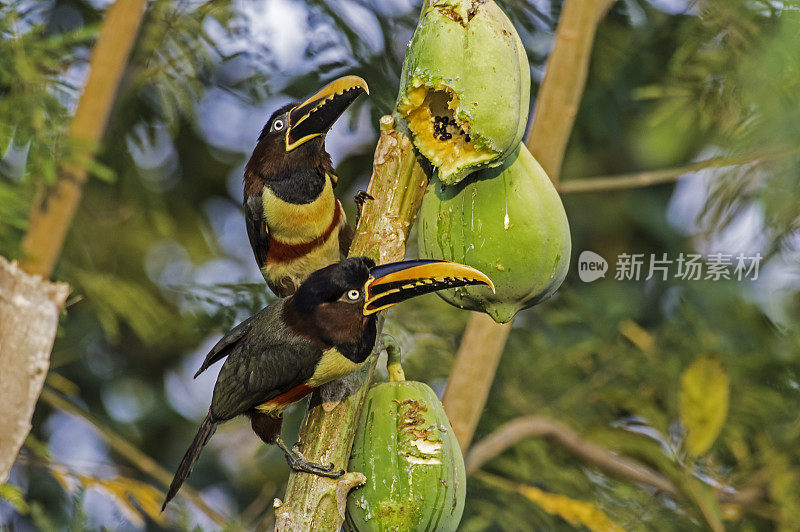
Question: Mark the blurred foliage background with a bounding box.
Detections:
[1,0,799,530]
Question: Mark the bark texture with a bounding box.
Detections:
[0,257,69,482]
[275,116,428,531]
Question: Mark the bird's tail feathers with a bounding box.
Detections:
[161,413,217,511]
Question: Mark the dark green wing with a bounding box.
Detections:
[244,192,269,269]
[194,314,256,378]
[209,301,320,420]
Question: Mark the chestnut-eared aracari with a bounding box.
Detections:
[244,76,369,297]
[161,257,494,510]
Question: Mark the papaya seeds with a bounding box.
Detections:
[396,0,530,185]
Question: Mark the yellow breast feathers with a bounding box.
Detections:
[306,348,365,388]
[262,175,337,243]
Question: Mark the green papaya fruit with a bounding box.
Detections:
[417,144,571,323]
[396,0,530,185]
[345,381,465,532]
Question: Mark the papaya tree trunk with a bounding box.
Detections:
[275,116,428,531]
[442,0,617,451]
[0,258,69,482]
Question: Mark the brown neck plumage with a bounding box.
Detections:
[243,137,333,196]
[282,295,369,352]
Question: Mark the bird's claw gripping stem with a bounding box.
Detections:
[354,191,374,226]
[277,438,344,478]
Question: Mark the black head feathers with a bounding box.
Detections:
[293,257,375,313]
[259,103,296,140]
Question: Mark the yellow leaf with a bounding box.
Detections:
[80,475,168,527]
[47,468,166,527]
[517,484,627,532]
[49,468,77,492]
[0,483,29,514]
[679,356,730,456]
[478,473,626,532]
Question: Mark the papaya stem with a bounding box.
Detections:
[383,335,405,383]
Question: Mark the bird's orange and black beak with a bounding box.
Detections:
[363,260,495,315]
[286,75,369,151]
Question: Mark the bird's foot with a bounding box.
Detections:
[277,438,344,478]
[285,454,343,478]
[354,191,374,225]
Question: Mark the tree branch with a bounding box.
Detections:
[442,315,513,450]
[275,116,428,531]
[38,387,227,527]
[526,0,617,183]
[443,0,617,452]
[466,415,679,495]
[558,147,800,194]
[466,414,769,510]
[19,0,148,278]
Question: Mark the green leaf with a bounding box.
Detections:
[23,433,52,460]
[72,271,176,346]
[87,159,117,183]
[679,356,730,456]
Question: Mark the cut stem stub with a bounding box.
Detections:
[383,335,405,383]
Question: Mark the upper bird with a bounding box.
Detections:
[243,76,369,296]
[161,256,494,510]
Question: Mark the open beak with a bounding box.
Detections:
[286,75,369,151]
[363,260,495,315]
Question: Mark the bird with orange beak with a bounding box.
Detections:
[243,76,369,296]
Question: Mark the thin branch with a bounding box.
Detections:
[559,147,800,194]
[39,387,228,527]
[466,414,767,508]
[466,415,679,494]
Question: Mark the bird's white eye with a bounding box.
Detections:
[273,119,285,131]
[347,289,360,300]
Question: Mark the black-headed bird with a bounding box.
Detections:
[244,76,368,296]
[161,257,494,510]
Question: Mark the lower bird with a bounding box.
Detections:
[162,256,494,510]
